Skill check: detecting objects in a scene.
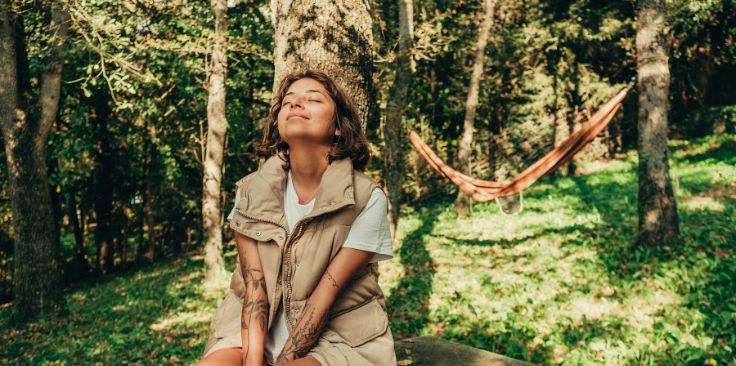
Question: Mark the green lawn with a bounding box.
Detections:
[2,134,734,365]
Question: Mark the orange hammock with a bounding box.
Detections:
[406,86,631,202]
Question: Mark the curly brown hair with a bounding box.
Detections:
[253,69,371,171]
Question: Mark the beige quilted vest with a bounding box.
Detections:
[207,152,394,360]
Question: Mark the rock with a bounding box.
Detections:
[395,336,535,366]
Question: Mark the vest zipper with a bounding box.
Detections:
[281,199,354,329]
[237,199,355,330]
[282,217,312,329]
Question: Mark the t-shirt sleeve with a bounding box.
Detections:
[342,187,394,263]
[226,187,241,222]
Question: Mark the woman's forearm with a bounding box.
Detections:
[274,271,334,365]
[274,248,374,365]
[236,232,269,362]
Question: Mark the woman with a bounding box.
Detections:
[196,70,397,366]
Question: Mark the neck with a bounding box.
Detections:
[287,144,330,204]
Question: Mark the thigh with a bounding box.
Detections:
[195,347,243,366]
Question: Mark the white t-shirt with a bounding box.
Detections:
[226,170,394,363]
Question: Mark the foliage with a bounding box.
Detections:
[1,0,736,361]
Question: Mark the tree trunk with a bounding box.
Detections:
[202,0,229,289]
[68,183,90,277]
[635,0,681,247]
[119,220,128,269]
[92,89,114,274]
[0,0,66,320]
[455,0,494,218]
[271,0,375,132]
[138,119,157,263]
[382,0,413,238]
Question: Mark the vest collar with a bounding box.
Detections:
[246,151,356,228]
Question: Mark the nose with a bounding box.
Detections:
[289,95,306,109]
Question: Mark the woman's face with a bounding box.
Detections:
[277,77,340,148]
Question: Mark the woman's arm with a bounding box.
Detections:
[236,231,269,366]
[274,248,374,365]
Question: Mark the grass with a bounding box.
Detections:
[2,133,735,365]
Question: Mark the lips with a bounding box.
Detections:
[287,113,309,120]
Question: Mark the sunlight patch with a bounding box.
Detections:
[149,312,210,331]
[568,297,621,324]
[682,195,725,212]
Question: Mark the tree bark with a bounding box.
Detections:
[271,0,375,132]
[635,0,681,247]
[455,0,494,217]
[0,0,66,320]
[138,118,157,264]
[202,0,229,289]
[92,89,114,274]
[565,44,581,177]
[382,0,413,237]
[67,182,90,277]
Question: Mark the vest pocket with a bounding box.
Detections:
[213,290,243,338]
[321,296,389,347]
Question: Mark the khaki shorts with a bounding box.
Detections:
[202,291,397,366]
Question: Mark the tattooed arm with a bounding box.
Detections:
[274,248,374,365]
[236,232,269,366]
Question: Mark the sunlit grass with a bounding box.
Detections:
[384,133,736,365]
[1,134,734,365]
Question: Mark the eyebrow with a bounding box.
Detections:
[284,89,325,97]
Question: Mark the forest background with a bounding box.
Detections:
[1,0,735,365]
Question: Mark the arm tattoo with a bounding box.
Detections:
[242,264,268,331]
[274,301,329,365]
[325,270,339,289]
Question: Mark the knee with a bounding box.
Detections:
[195,348,243,366]
[194,357,223,366]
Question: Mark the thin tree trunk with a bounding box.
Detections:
[565,27,583,177]
[91,88,114,274]
[635,0,681,247]
[119,221,128,269]
[271,0,374,132]
[456,0,494,217]
[0,0,66,320]
[144,165,155,260]
[383,0,413,238]
[136,168,147,264]
[142,119,157,262]
[202,0,229,289]
[68,183,90,277]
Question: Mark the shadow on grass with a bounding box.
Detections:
[567,160,736,363]
[386,199,442,340]
[0,255,218,365]
[421,136,735,363]
[435,223,599,249]
[677,136,736,166]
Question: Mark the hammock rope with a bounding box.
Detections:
[406,85,631,203]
